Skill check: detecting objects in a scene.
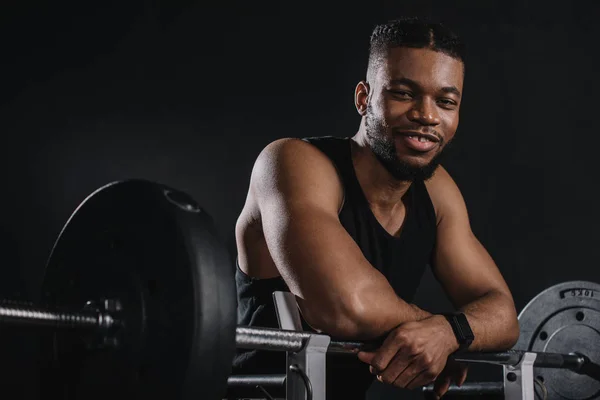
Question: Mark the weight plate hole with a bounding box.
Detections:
[539,331,548,340]
[537,375,544,383]
[576,311,585,321]
[164,189,201,213]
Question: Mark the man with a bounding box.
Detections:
[232,17,519,399]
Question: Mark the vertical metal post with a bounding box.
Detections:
[287,333,330,400]
[504,351,537,400]
[274,291,330,400]
[273,291,303,331]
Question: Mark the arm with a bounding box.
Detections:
[427,166,520,351]
[356,167,519,393]
[250,138,425,339]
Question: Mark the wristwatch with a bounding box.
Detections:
[443,312,474,352]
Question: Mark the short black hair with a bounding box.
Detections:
[367,16,466,82]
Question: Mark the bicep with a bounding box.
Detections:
[429,170,511,308]
[261,200,368,317]
[251,139,387,329]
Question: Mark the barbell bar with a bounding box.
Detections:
[8,300,590,368]
[2,179,598,400]
[0,301,595,371]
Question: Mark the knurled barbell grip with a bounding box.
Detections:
[236,327,595,376]
[0,300,118,331]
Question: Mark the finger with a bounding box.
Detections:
[398,351,445,389]
[433,375,452,398]
[393,358,430,388]
[357,351,376,365]
[373,351,413,385]
[456,363,468,386]
[405,366,439,390]
[359,353,398,377]
[366,328,411,373]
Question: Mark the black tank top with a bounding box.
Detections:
[231,136,437,399]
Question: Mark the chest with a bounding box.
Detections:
[370,204,408,238]
[337,196,435,301]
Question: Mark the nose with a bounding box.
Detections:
[406,97,440,126]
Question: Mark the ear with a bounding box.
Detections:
[354,81,370,116]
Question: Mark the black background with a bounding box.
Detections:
[0,0,598,398]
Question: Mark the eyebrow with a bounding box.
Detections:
[390,78,462,97]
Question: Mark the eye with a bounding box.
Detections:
[437,98,458,109]
[389,90,413,99]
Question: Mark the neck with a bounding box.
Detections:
[351,121,412,211]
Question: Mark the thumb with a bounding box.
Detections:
[457,364,468,386]
[357,351,375,364]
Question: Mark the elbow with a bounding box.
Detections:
[304,312,364,340]
[469,290,520,351]
[505,317,520,349]
[299,294,371,340]
[497,295,520,350]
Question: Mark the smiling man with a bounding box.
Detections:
[232,17,519,400]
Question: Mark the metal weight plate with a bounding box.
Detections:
[39,180,237,400]
[514,281,600,400]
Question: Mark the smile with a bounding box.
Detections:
[406,134,437,143]
[398,131,441,143]
[397,133,440,153]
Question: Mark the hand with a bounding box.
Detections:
[357,315,459,390]
[431,358,468,399]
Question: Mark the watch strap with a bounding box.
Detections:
[443,312,474,352]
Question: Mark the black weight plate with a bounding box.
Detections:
[39,180,236,400]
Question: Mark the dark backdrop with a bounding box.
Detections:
[0,0,598,398]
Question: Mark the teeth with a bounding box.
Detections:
[407,135,433,143]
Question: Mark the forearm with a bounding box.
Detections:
[334,287,517,353]
[460,289,520,352]
[343,289,433,340]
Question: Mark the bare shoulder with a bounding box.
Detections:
[250,138,344,207]
[424,165,468,225]
[252,138,339,183]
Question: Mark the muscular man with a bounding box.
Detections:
[232,17,519,399]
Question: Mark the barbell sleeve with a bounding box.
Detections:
[0,300,116,331]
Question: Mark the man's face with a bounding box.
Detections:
[362,47,464,181]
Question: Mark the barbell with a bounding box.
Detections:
[0,179,598,400]
[422,278,600,399]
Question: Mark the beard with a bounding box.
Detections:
[364,104,448,182]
